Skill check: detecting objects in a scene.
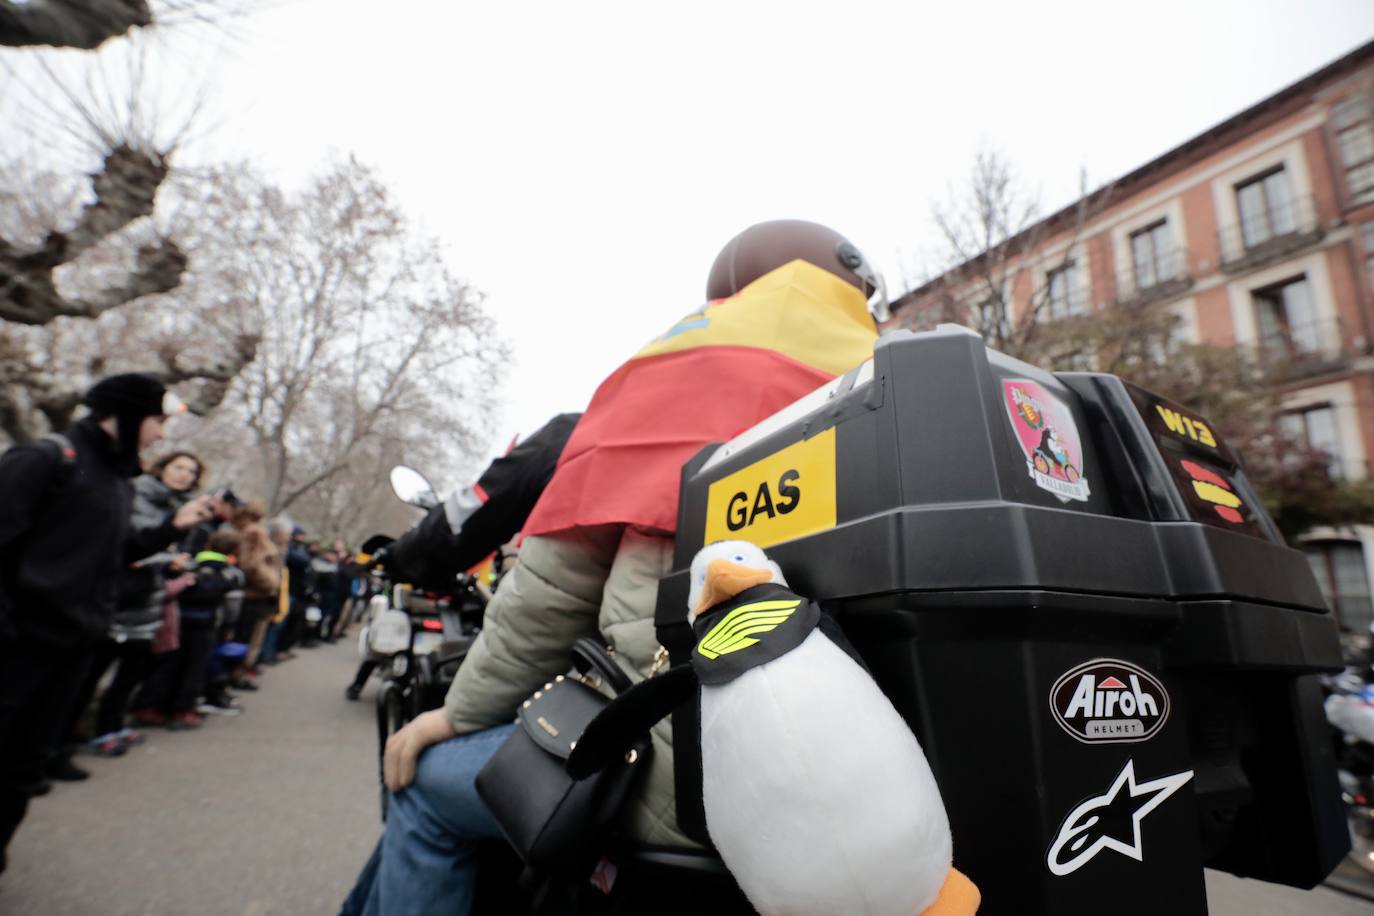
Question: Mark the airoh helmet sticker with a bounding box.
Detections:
[1050,658,1170,745]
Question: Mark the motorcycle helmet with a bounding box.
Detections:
[705,219,890,321]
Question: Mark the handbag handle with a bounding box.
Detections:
[571,636,633,695]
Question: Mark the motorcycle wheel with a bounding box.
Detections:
[1351,808,1374,874]
[376,679,411,821]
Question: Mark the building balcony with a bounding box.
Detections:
[1039,285,1092,321]
[1276,451,1369,484]
[1218,193,1324,274]
[1114,247,1194,306]
[1244,316,1353,382]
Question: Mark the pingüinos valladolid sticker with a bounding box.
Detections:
[1004,379,1090,503]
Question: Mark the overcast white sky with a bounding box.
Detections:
[12,0,1374,477]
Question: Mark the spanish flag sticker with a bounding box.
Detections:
[1180,459,1244,524]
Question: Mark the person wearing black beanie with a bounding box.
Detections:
[83,373,186,477]
[0,372,213,868]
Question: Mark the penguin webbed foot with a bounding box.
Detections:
[918,867,980,915]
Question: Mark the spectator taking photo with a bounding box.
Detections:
[0,373,214,871]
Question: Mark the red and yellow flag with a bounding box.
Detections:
[523,260,877,537]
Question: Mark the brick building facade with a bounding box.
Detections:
[890,39,1374,636]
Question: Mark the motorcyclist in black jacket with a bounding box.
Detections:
[0,374,214,869]
[346,413,580,699]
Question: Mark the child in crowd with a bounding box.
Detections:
[132,528,246,726]
[194,531,250,714]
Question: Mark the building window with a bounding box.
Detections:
[1253,275,1319,356]
[1130,220,1175,289]
[1363,221,1374,294]
[1044,262,1085,319]
[1305,540,1373,632]
[1235,167,1296,249]
[1143,309,1186,364]
[971,296,1010,339]
[1333,93,1374,202]
[1278,404,1343,477]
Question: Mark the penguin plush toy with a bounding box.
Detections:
[567,540,979,915]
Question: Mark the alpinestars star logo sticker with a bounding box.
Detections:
[1046,759,1194,876]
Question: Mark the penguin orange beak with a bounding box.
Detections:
[691,559,774,619]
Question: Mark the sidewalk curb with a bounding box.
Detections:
[1325,868,1374,902]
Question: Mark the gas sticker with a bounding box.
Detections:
[1047,759,1194,876]
[1050,658,1170,745]
[1003,380,1090,502]
[703,428,837,550]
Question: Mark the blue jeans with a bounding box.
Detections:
[259,620,282,663]
[341,723,514,916]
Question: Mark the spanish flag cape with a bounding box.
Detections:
[522,260,878,538]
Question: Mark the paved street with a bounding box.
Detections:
[0,639,380,916]
[1,637,1373,914]
[1206,869,1372,915]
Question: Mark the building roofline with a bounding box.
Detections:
[896,36,1374,309]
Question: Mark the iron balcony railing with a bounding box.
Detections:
[1218,193,1324,273]
[1114,246,1193,305]
[1039,283,1091,320]
[1245,316,1353,381]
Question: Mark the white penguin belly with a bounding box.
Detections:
[700,631,951,916]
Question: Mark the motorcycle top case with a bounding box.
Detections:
[654,325,1347,916]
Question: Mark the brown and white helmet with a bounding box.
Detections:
[705,219,889,321]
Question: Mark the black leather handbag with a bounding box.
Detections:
[475,637,653,874]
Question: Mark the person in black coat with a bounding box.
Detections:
[277,529,314,653]
[380,413,582,593]
[0,373,214,868]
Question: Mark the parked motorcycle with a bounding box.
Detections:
[359,466,497,818]
[366,574,486,817]
[1325,667,1374,876]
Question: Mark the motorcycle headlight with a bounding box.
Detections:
[368,609,412,656]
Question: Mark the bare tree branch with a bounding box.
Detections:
[0,0,260,50]
[0,145,185,325]
[171,159,504,517]
[0,0,152,50]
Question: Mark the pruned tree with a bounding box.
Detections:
[0,0,154,49]
[0,0,254,50]
[172,158,505,519]
[0,27,263,444]
[1,145,185,327]
[0,150,262,443]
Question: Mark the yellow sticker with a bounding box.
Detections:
[703,428,837,549]
[1154,404,1217,448]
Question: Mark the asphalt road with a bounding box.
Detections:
[1,637,1372,915]
[0,637,380,916]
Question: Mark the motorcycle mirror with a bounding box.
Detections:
[389,465,440,509]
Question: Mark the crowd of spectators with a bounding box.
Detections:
[76,492,362,743]
[0,373,363,872]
